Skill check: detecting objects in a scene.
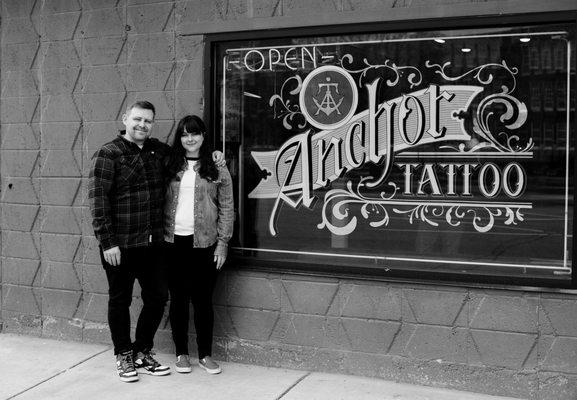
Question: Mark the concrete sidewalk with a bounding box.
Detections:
[0,333,523,400]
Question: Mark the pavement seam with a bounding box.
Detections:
[7,346,112,399]
[274,371,311,400]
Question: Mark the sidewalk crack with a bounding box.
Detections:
[275,372,311,400]
[7,346,112,399]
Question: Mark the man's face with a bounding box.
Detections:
[122,107,154,145]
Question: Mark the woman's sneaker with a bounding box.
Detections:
[134,350,170,376]
[116,351,139,382]
[175,355,192,373]
[198,356,222,374]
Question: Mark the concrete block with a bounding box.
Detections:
[0,96,40,123]
[82,92,126,121]
[39,206,82,234]
[83,122,121,153]
[251,0,282,18]
[274,314,349,349]
[81,264,108,294]
[1,177,40,204]
[81,236,102,265]
[127,2,174,34]
[82,36,126,66]
[175,61,202,90]
[82,65,125,93]
[1,42,40,71]
[394,358,538,399]
[403,325,468,363]
[149,120,175,143]
[2,285,41,314]
[126,33,174,63]
[343,0,395,11]
[540,336,577,374]
[0,150,39,176]
[80,8,126,38]
[1,257,41,286]
[1,231,40,259]
[40,150,82,176]
[341,318,401,353]
[175,89,203,117]
[41,12,81,41]
[1,310,42,335]
[1,123,40,149]
[227,306,279,341]
[540,297,577,337]
[82,322,111,345]
[471,329,537,369]
[126,91,174,120]
[281,280,338,315]
[538,372,577,400]
[40,178,81,205]
[2,0,37,18]
[1,204,40,231]
[175,1,223,32]
[42,315,83,341]
[126,63,175,91]
[175,34,202,61]
[284,0,339,16]
[227,273,281,310]
[341,352,401,381]
[42,0,82,13]
[41,40,81,69]
[40,67,81,95]
[2,70,40,98]
[40,122,82,149]
[40,288,82,318]
[328,283,402,321]
[41,233,81,262]
[41,94,81,122]
[403,288,468,326]
[82,293,108,322]
[40,261,82,291]
[80,0,123,10]
[469,292,538,333]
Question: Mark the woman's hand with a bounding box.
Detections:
[212,150,226,167]
[214,253,226,270]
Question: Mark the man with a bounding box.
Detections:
[89,101,171,382]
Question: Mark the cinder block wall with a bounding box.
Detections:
[1,1,576,399]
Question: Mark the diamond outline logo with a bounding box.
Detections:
[299,65,358,131]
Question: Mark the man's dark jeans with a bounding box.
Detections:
[100,245,168,355]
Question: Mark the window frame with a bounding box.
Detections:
[204,11,577,291]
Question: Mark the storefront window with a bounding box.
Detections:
[209,20,576,287]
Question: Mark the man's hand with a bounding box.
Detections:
[212,150,226,167]
[214,253,226,270]
[104,246,121,266]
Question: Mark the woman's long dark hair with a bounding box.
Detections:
[166,115,218,181]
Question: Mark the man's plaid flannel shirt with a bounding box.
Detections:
[89,133,170,251]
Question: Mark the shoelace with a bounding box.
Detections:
[119,353,135,371]
[142,352,160,367]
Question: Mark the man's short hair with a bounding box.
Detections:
[127,100,156,118]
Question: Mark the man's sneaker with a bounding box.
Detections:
[116,351,139,382]
[198,356,221,374]
[175,355,192,373]
[134,351,170,376]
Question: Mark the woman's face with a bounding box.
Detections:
[181,129,204,156]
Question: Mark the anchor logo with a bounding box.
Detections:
[313,78,344,117]
[299,66,358,130]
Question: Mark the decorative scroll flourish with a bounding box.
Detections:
[426,60,531,153]
[269,75,306,130]
[317,178,399,236]
[340,54,423,88]
[425,60,519,93]
[318,179,529,235]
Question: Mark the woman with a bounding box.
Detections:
[164,115,234,374]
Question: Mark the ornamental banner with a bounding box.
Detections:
[216,26,574,278]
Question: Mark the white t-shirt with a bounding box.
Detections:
[174,160,197,235]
